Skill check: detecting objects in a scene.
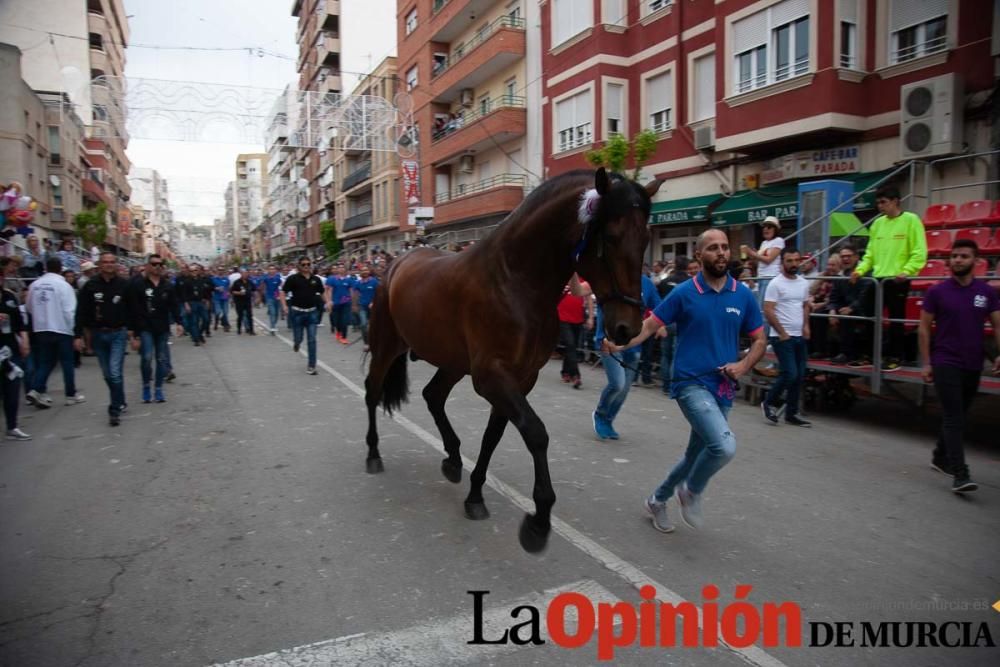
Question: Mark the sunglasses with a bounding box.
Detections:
[149,262,163,267]
[300,262,312,267]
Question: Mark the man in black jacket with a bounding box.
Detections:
[230,269,255,335]
[76,253,131,426]
[175,264,211,346]
[128,254,182,403]
[828,244,875,366]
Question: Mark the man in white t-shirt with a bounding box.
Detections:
[761,247,812,427]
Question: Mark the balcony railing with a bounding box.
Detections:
[435,173,527,204]
[343,210,373,232]
[432,0,450,14]
[341,161,372,192]
[432,95,525,142]
[431,15,526,79]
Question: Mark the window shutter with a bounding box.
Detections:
[556,98,572,132]
[606,84,622,121]
[890,0,947,32]
[575,90,592,126]
[647,72,672,112]
[839,0,858,24]
[693,55,716,121]
[770,0,809,27]
[733,11,768,54]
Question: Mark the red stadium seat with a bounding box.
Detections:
[973,257,988,277]
[925,229,954,257]
[955,227,993,250]
[956,200,993,225]
[911,259,948,291]
[982,228,1000,254]
[904,296,924,331]
[923,203,956,228]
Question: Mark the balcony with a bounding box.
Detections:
[317,32,340,67]
[431,15,526,103]
[87,11,105,35]
[82,176,110,205]
[430,0,501,42]
[433,174,526,226]
[316,0,340,31]
[341,161,372,192]
[342,209,373,232]
[429,95,526,164]
[89,46,108,74]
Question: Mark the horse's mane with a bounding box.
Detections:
[498,169,594,231]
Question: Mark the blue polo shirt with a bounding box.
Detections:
[353,276,379,307]
[651,272,763,405]
[325,275,354,305]
[210,275,230,300]
[262,274,283,302]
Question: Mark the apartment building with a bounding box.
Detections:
[264,87,297,259]
[291,0,342,255]
[396,0,543,242]
[0,0,132,247]
[542,0,997,262]
[330,56,402,253]
[221,181,236,260]
[129,167,175,257]
[233,154,269,260]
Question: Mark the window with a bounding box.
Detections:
[504,78,517,103]
[890,0,947,64]
[646,71,672,133]
[840,0,859,68]
[551,0,593,47]
[405,8,417,35]
[602,0,626,26]
[88,32,103,50]
[479,95,491,116]
[507,1,521,22]
[644,0,671,18]
[53,183,62,206]
[732,0,810,94]
[605,82,623,136]
[692,54,716,122]
[47,126,61,157]
[406,65,418,91]
[554,89,593,153]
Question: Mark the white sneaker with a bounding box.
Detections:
[677,483,704,530]
[5,428,31,441]
[65,393,86,405]
[27,390,52,408]
[306,367,318,375]
[39,392,54,406]
[644,495,675,533]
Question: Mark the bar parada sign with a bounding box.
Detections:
[760,146,860,185]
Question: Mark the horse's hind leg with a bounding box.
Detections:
[423,369,465,483]
[364,374,385,473]
[464,409,508,520]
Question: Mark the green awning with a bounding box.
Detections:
[829,211,870,237]
[711,185,799,227]
[649,194,720,225]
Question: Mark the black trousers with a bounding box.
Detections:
[558,322,583,379]
[882,279,909,360]
[932,365,981,473]
[234,300,254,333]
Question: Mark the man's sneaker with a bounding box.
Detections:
[118,403,128,414]
[26,390,50,409]
[154,388,166,403]
[109,414,120,427]
[165,372,176,383]
[572,376,581,389]
[561,372,571,383]
[5,428,31,441]
[306,367,318,375]
[930,457,952,475]
[293,342,300,353]
[644,495,675,533]
[785,415,812,427]
[592,411,611,440]
[952,474,978,494]
[606,423,620,440]
[677,483,704,529]
[761,400,778,425]
[830,353,848,365]
[142,386,152,403]
[65,393,86,406]
[881,357,901,372]
[270,329,276,336]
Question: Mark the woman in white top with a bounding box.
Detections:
[741,216,785,281]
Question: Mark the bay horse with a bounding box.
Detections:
[363,168,663,553]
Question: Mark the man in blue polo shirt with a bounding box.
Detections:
[606,229,766,533]
[351,265,379,349]
[325,264,354,344]
[261,264,284,335]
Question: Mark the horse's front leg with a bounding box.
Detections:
[464,410,508,520]
[473,368,554,554]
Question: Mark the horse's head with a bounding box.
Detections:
[575,168,663,345]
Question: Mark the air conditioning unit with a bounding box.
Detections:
[694,124,714,151]
[460,89,474,107]
[900,73,963,160]
[459,155,474,173]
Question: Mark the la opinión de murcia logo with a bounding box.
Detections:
[467,586,997,661]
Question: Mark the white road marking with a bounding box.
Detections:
[211,580,618,666]
[255,321,790,667]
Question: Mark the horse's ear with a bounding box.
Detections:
[644,178,665,198]
[595,167,610,195]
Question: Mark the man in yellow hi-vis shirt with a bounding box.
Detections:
[850,185,927,371]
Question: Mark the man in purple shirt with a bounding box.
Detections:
[918,239,1000,494]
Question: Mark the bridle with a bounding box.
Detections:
[577,204,646,309]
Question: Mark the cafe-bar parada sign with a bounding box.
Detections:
[759,146,860,186]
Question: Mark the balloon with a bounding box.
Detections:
[10,209,33,226]
[15,196,32,210]
[29,201,38,211]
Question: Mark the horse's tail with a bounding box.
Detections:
[367,280,409,414]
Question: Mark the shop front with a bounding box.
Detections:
[647,193,720,264]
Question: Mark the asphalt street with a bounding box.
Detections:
[0,315,997,667]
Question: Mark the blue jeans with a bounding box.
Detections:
[212,298,230,329]
[595,348,638,426]
[653,384,735,501]
[139,331,170,388]
[765,336,807,418]
[185,302,207,342]
[31,332,76,396]
[290,308,320,367]
[266,299,281,330]
[358,304,371,344]
[93,328,127,415]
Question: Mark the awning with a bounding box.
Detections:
[648,194,720,226]
[829,211,869,237]
[710,185,799,227]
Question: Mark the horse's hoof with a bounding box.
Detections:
[366,458,384,474]
[464,501,490,521]
[518,514,550,554]
[441,458,462,484]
